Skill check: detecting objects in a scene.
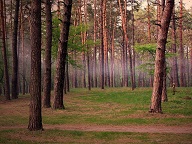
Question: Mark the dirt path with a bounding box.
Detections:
[1,124,192,134]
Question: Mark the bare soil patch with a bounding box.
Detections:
[1,124,192,134]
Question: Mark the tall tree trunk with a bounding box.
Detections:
[147,0,151,42]
[53,0,72,109]
[103,0,109,87]
[28,0,43,131]
[0,0,10,100]
[19,0,26,95]
[0,84,2,96]
[186,47,190,86]
[84,0,91,90]
[11,0,20,99]
[93,0,97,87]
[110,17,116,87]
[66,60,70,92]
[100,0,105,89]
[43,0,52,108]
[162,62,168,102]
[171,6,179,87]
[80,0,86,88]
[156,0,160,40]
[131,0,136,88]
[149,0,174,113]
[190,46,192,86]
[118,0,134,89]
[179,0,185,87]
[87,51,91,90]
[161,0,168,102]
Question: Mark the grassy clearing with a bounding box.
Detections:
[0,87,192,143]
[0,129,192,144]
[0,87,192,126]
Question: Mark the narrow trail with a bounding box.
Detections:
[1,124,192,134]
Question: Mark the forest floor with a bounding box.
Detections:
[1,124,192,134]
[0,87,192,143]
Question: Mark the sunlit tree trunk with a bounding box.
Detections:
[28,0,43,131]
[158,0,168,101]
[0,0,10,100]
[161,0,168,102]
[149,0,174,113]
[53,0,72,109]
[43,0,52,108]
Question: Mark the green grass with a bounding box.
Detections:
[1,87,191,126]
[0,87,192,143]
[0,129,192,144]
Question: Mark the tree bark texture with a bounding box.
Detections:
[118,0,134,89]
[53,0,72,109]
[190,46,192,86]
[150,0,174,113]
[162,62,168,102]
[93,0,98,87]
[43,0,52,108]
[11,0,20,99]
[0,0,10,100]
[179,0,185,87]
[28,0,43,131]
[20,1,26,95]
[171,7,179,87]
[131,0,136,89]
[100,0,104,89]
[147,0,151,42]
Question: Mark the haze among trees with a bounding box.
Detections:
[0,0,191,130]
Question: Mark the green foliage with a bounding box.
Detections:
[135,43,175,76]
[51,17,99,68]
[135,43,156,57]
[68,23,88,52]
[181,8,192,30]
[135,43,156,75]
[51,17,61,59]
[137,62,154,75]
[67,57,82,69]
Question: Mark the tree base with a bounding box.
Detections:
[28,126,44,131]
[53,105,65,110]
[149,109,163,114]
